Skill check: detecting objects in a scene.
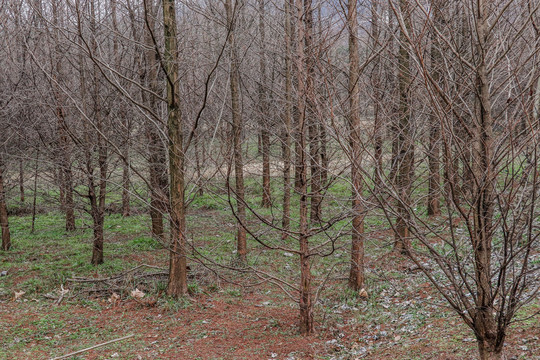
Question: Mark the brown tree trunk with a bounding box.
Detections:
[163,0,188,297]
[282,0,293,240]
[52,0,75,232]
[477,339,503,360]
[122,130,131,217]
[259,0,271,208]
[394,0,414,254]
[371,1,383,173]
[303,0,321,223]
[144,0,167,241]
[471,2,500,359]
[194,133,204,196]
[111,1,130,218]
[0,156,11,251]
[226,0,247,263]
[31,149,39,233]
[296,0,314,335]
[427,0,442,216]
[84,0,107,266]
[347,0,365,292]
[18,159,24,203]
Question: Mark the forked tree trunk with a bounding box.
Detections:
[226,0,247,263]
[477,339,503,360]
[163,0,188,297]
[0,156,11,251]
[471,1,500,359]
[347,0,365,292]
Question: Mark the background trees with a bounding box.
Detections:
[0,1,538,359]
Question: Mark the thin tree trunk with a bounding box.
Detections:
[282,0,293,240]
[163,0,188,297]
[0,155,11,251]
[394,0,414,254]
[427,0,442,216]
[226,0,247,263]
[296,0,313,335]
[31,149,39,234]
[87,0,107,266]
[371,1,383,172]
[18,159,24,203]
[52,0,75,232]
[259,0,271,208]
[195,133,204,196]
[111,1,130,217]
[319,122,328,186]
[144,0,167,241]
[122,135,131,217]
[347,0,365,292]
[304,0,321,223]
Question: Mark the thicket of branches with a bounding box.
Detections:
[0,0,538,359]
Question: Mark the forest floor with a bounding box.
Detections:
[1,197,539,359]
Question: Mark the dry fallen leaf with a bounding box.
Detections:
[13,290,25,301]
[358,288,368,299]
[131,288,145,299]
[108,292,120,304]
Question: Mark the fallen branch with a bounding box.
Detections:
[67,264,166,283]
[49,334,134,360]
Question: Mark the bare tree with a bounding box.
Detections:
[163,0,188,297]
[346,0,365,292]
[0,154,11,251]
[225,0,248,263]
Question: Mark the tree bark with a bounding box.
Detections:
[144,0,168,241]
[31,149,39,233]
[371,1,383,173]
[18,159,24,203]
[226,0,247,263]
[427,0,442,216]
[347,0,365,292]
[303,0,321,223]
[471,1,500,357]
[259,0,271,208]
[0,155,11,251]
[111,0,131,218]
[282,0,293,240]
[296,0,313,335]
[52,0,75,232]
[88,0,107,266]
[163,0,188,297]
[393,0,414,254]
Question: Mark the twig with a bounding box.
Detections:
[49,334,134,360]
[54,285,68,306]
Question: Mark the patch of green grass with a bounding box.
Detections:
[129,236,161,250]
